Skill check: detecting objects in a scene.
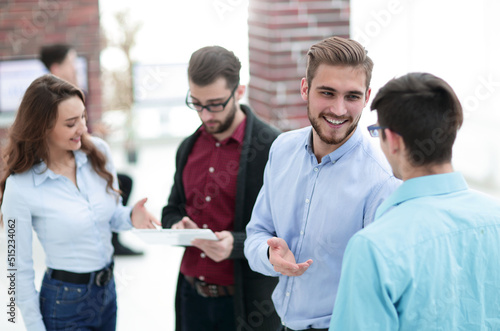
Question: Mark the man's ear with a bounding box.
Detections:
[50,63,60,76]
[235,84,246,101]
[364,88,371,106]
[300,78,308,102]
[384,129,403,155]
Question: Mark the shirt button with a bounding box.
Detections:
[215,142,221,147]
[205,196,211,202]
[209,167,214,173]
[200,253,206,258]
[305,198,310,204]
[332,160,336,164]
[286,292,290,296]
[199,275,205,281]
[300,231,304,235]
[314,167,318,172]
[202,224,208,229]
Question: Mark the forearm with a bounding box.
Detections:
[229,230,246,259]
[110,205,133,231]
[244,224,279,276]
[4,215,46,330]
[161,204,186,228]
[162,166,188,228]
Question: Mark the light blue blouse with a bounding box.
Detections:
[2,137,132,330]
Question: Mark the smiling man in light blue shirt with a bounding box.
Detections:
[330,72,500,330]
[244,36,400,330]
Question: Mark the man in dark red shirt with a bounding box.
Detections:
[162,46,281,331]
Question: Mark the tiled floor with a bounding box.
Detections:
[0,138,186,330]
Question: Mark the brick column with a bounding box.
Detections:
[0,0,102,132]
[248,0,350,130]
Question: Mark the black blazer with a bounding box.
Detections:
[162,105,281,331]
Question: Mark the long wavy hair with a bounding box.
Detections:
[0,74,119,208]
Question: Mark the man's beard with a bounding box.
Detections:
[307,103,360,146]
[203,101,237,134]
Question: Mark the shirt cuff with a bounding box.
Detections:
[111,205,133,231]
[258,241,280,276]
[22,310,46,331]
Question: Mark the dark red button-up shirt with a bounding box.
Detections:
[180,119,246,286]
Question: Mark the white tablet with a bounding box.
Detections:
[131,229,218,246]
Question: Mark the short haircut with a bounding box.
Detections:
[371,72,463,166]
[39,44,73,70]
[187,46,241,89]
[306,36,373,91]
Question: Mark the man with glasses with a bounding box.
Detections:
[244,36,401,330]
[330,72,500,330]
[162,46,281,331]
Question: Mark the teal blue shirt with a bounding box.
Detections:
[330,172,500,331]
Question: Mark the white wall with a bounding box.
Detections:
[99,0,500,192]
[352,0,500,192]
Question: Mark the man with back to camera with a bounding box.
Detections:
[39,43,141,256]
[244,36,401,330]
[161,45,281,331]
[330,72,500,330]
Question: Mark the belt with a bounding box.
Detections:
[184,275,234,298]
[49,262,114,287]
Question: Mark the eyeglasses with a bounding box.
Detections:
[185,85,238,113]
[367,124,389,137]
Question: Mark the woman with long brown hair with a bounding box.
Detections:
[1,74,159,330]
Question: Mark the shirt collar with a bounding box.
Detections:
[375,172,468,219]
[304,125,363,164]
[198,117,247,146]
[33,150,88,186]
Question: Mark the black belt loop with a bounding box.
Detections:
[95,261,114,287]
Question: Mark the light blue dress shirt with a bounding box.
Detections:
[330,172,500,331]
[2,137,132,331]
[244,126,400,330]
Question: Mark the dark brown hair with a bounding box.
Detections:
[188,46,241,89]
[0,74,118,207]
[306,36,373,91]
[371,72,463,166]
[40,43,73,70]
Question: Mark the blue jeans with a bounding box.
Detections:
[39,269,117,331]
[180,276,235,331]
